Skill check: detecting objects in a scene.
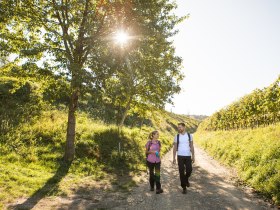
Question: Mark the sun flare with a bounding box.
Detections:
[115,31,130,45]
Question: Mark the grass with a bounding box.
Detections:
[0,161,53,201]
[0,109,198,208]
[195,123,280,205]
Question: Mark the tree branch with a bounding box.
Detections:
[64,0,74,52]
[52,0,74,62]
[75,0,90,63]
[81,6,108,64]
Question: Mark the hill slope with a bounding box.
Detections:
[195,77,280,204]
[199,76,280,131]
[0,109,199,208]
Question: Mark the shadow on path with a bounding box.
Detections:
[9,161,71,210]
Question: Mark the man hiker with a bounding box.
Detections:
[173,122,195,194]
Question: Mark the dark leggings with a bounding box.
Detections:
[177,156,192,189]
[147,161,161,190]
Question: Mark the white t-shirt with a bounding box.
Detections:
[174,133,193,156]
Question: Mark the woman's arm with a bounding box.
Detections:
[146,142,155,155]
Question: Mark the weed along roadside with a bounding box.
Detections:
[194,123,280,206]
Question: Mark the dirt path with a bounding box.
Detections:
[8,145,277,210]
[111,145,276,210]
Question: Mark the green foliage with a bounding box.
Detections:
[0,76,44,135]
[195,123,280,204]
[200,76,280,131]
[1,0,188,160]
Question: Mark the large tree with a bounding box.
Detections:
[1,0,119,161]
[1,0,185,161]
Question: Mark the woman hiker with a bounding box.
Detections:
[145,130,164,194]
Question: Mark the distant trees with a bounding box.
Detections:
[200,76,280,131]
[0,0,184,161]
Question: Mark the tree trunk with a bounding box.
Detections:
[64,88,79,162]
[119,95,133,128]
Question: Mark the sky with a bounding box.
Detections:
[166,0,280,116]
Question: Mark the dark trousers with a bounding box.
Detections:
[177,156,192,189]
[147,161,161,190]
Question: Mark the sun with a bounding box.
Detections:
[115,31,130,45]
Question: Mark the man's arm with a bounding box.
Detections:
[190,141,195,163]
[173,142,177,164]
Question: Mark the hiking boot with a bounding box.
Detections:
[156,189,163,194]
[150,188,154,191]
[186,180,190,188]
[182,188,187,194]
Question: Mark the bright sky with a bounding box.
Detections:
[166,0,280,116]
